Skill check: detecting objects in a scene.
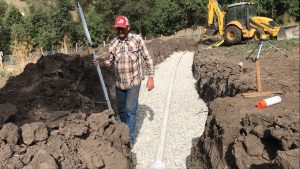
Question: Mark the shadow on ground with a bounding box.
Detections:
[135,104,154,142]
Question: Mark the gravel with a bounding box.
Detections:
[132,51,208,169]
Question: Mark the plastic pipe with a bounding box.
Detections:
[256,95,282,109]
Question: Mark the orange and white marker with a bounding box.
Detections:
[256,96,282,109]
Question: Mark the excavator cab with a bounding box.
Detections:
[223,2,259,45]
[226,2,257,28]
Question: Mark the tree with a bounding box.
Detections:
[119,0,155,35]
[1,5,22,54]
[52,0,76,53]
[0,0,8,19]
[176,0,207,28]
[91,0,127,40]
[248,0,299,24]
[85,5,106,44]
[144,0,182,36]
[0,0,9,54]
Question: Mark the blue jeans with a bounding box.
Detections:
[116,84,141,145]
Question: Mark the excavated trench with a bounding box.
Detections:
[0,38,197,169]
[0,38,298,169]
[189,44,299,169]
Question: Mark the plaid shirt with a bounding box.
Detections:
[104,33,154,90]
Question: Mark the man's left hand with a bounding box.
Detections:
[146,77,154,91]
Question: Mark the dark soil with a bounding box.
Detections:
[190,39,299,169]
[0,38,196,169]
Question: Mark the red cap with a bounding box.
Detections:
[114,16,129,28]
[256,100,267,109]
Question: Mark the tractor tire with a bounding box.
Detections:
[254,32,260,41]
[254,28,264,41]
[224,26,242,45]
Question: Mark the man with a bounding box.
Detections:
[93,16,154,145]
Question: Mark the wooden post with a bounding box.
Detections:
[242,59,281,98]
[103,41,106,47]
[88,47,93,55]
[256,59,262,93]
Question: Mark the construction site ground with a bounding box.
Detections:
[190,39,299,169]
[0,36,299,169]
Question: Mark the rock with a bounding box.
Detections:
[0,144,13,168]
[50,130,60,136]
[59,122,88,137]
[92,156,105,169]
[87,110,114,131]
[269,128,286,140]
[0,103,17,126]
[21,153,34,165]
[24,150,58,169]
[45,111,71,129]
[243,134,264,156]
[233,141,252,169]
[79,148,104,169]
[21,122,48,145]
[66,112,87,121]
[275,148,299,169]
[7,156,24,169]
[0,122,20,144]
[251,125,265,139]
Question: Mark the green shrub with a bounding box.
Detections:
[0,70,15,77]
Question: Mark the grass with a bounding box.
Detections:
[0,70,15,78]
[224,38,299,58]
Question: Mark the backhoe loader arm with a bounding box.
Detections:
[249,17,280,38]
[207,0,226,35]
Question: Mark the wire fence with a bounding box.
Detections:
[2,45,101,66]
[2,26,205,67]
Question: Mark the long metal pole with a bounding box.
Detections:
[77,2,112,110]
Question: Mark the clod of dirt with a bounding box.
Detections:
[0,122,20,144]
[0,110,131,169]
[275,149,300,169]
[23,150,58,169]
[21,122,48,145]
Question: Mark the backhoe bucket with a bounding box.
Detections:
[277,24,299,40]
[198,34,224,46]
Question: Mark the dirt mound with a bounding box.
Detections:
[0,38,194,168]
[147,38,198,65]
[0,53,131,168]
[0,53,115,126]
[190,40,299,169]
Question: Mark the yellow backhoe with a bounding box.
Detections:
[204,0,281,46]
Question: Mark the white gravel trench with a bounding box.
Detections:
[132,51,208,169]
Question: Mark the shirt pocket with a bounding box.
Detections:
[128,43,140,60]
[112,46,122,62]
